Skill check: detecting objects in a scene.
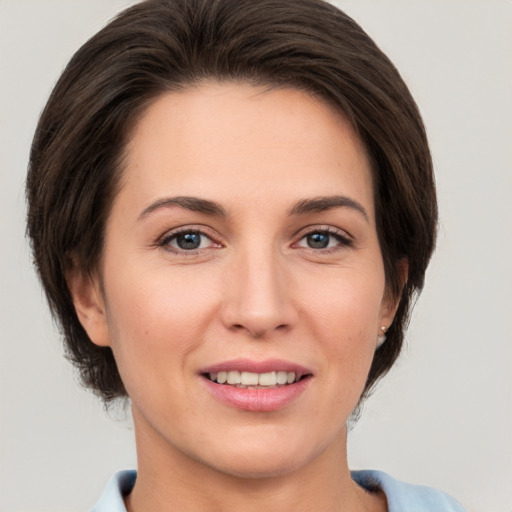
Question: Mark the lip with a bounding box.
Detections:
[199,359,313,412]
[199,358,311,375]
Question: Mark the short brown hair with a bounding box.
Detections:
[26,0,437,403]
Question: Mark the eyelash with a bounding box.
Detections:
[157,226,222,255]
[156,225,353,255]
[294,226,353,254]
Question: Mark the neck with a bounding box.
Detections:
[125,413,385,512]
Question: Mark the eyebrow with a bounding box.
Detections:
[138,196,226,221]
[137,194,369,223]
[288,195,369,222]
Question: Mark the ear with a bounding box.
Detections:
[66,264,111,347]
[379,258,409,329]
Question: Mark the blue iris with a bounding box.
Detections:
[307,232,330,248]
[176,232,202,250]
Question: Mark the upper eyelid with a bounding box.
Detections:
[291,227,355,253]
[156,226,224,253]
[159,224,219,241]
[293,224,353,241]
[156,224,353,248]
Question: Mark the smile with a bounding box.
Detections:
[205,370,301,387]
[200,360,312,411]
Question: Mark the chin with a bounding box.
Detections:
[198,434,322,480]
[214,453,309,480]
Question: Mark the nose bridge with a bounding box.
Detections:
[222,237,295,338]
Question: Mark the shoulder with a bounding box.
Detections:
[351,469,467,512]
[90,470,136,512]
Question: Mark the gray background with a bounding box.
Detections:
[1,1,511,511]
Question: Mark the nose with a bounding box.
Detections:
[220,246,297,339]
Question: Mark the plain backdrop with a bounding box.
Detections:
[1,1,511,511]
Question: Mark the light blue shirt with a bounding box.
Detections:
[91,469,467,511]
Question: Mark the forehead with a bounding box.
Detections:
[118,82,374,218]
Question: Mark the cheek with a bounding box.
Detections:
[102,263,220,368]
[303,267,385,338]
[300,266,385,401]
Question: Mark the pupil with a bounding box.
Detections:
[307,232,329,248]
[177,232,201,250]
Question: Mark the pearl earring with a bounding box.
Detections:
[376,326,387,349]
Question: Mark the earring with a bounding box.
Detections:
[376,326,387,349]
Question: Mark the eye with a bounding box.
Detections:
[295,228,352,251]
[305,232,333,249]
[159,228,220,253]
[173,231,204,250]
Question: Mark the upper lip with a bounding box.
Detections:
[199,358,312,376]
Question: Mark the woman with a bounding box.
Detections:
[26,0,466,510]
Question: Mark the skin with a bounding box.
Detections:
[70,83,397,511]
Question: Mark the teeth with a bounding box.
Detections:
[258,371,275,386]
[276,371,288,385]
[208,370,300,387]
[227,371,241,385]
[241,372,259,385]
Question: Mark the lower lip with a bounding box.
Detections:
[202,377,311,412]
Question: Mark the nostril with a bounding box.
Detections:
[229,321,291,338]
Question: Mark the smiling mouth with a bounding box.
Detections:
[203,370,309,388]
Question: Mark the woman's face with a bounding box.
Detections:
[78,83,397,478]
